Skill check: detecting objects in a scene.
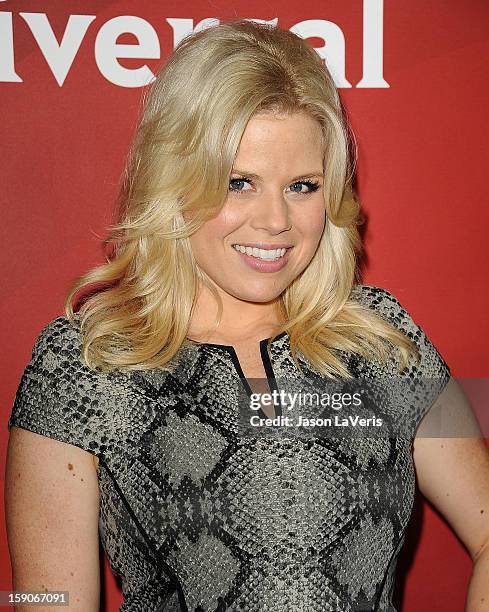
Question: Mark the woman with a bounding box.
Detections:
[5,19,489,612]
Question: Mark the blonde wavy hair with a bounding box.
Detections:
[65,19,420,378]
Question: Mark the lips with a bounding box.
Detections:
[232,244,287,261]
[232,243,292,272]
[231,242,293,249]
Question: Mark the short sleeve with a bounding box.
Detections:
[7,315,102,456]
[369,286,451,377]
[355,284,452,436]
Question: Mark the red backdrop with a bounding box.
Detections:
[1,1,488,610]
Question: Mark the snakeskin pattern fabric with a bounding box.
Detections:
[7,285,451,611]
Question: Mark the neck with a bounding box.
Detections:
[187,284,283,344]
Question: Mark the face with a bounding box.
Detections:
[189,111,327,306]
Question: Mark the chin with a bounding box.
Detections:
[227,285,286,304]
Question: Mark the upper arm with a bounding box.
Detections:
[360,287,489,560]
[412,377,489,562]
[5,426,101,611]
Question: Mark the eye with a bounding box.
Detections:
[290,180,321,195]
[229,176,321,196]
[229,176,253,194]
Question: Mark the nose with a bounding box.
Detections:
[249,188,292,234]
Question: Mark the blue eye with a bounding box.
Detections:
[229,177,252,193]
[290,180,320,194]
[229,176,321,195]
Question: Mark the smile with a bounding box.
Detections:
[232,244,288,261]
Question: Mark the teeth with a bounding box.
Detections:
[233,244,287,261]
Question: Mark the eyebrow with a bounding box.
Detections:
[231,169,324,181]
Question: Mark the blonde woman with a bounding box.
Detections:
[5,19,489,612]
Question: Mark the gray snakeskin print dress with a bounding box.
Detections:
[7,285,451,612]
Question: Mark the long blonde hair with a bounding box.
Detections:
[65,19,419,377]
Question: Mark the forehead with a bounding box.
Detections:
[242,111,321,137]
[234,112,324,171]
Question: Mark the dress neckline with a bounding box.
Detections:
[185,330,288,350]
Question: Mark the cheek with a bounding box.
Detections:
[293,202,326,241]
[189,210,241,258]
[193,207,243,243]
[218,203,245,228]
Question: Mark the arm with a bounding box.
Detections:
[5,427,101,612]
[412,377,489,612]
